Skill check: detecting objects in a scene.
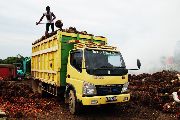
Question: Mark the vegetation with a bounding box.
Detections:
[0,54,24,64]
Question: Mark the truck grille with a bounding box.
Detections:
[96,85,122,96]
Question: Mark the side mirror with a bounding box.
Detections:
[137,59,141,69]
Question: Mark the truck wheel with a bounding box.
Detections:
[69,90,81,114]
[37,82,42,94]
[32,80,38,93]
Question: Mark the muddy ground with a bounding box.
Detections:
[0,71,179,120]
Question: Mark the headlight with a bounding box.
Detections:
[121,82,129,93]
[83,82,97,96]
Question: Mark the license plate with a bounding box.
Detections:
[106,96,117,102]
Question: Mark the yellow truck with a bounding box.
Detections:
[31,30,141,114]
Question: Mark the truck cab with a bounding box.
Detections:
[65,43,131,114]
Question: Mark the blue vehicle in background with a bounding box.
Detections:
[13,57,31,80]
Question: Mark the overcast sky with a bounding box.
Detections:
[0,0,180,73]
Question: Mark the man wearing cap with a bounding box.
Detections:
[36,6,56,35]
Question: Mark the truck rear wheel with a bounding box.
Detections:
[32,79,38,93]
[69,90,81,114]
[37,82,42,94]
[37,82,48,97]
[32,80,44,96]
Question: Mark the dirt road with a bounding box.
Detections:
[36,100,177,120]
[0,78,178,120]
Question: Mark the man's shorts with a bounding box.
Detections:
[46,23,54,32]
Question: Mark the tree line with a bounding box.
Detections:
[0,54,25,64]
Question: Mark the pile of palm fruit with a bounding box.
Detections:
[0,81,59,118]
[129,70,180,118]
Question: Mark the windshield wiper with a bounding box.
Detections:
[100,66,112,68]
[113,66,126,68]
[93,66,126,70]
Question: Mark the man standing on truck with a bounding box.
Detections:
[36,6,56,35]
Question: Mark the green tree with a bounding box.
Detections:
[0,54,25,64]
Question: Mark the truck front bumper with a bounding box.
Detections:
[81,94,130,105]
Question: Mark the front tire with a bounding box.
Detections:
[69,90,81,114]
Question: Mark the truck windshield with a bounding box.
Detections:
[84,49,128,76]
